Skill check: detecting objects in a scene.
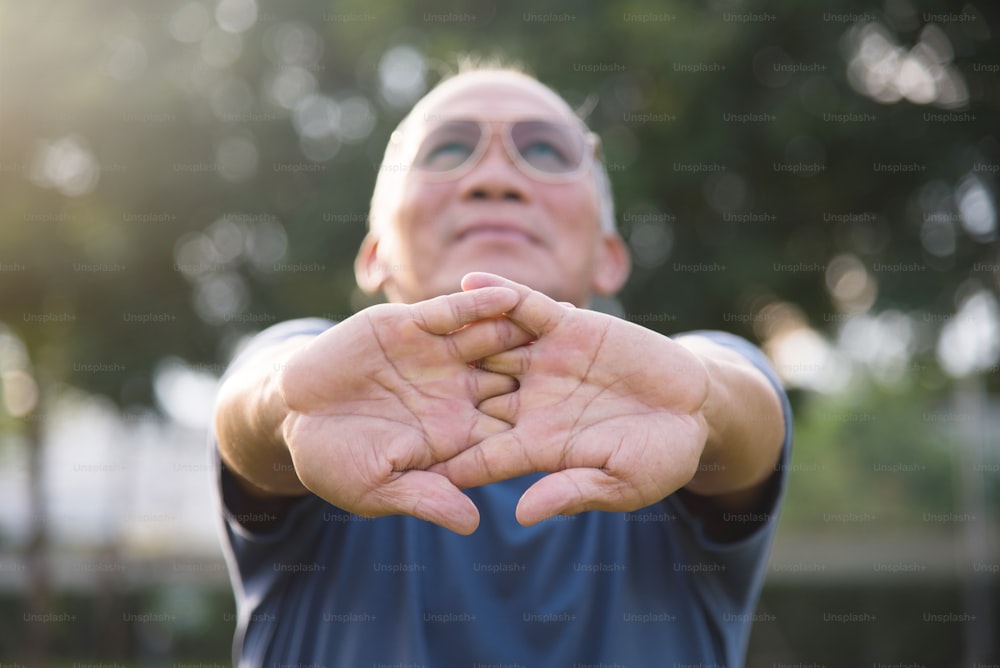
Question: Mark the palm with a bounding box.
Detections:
[433,274,711,526]
[279,287,531,534]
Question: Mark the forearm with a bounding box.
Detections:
[674,335,785,496]
[214,336,314,497]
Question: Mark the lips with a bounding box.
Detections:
[454,221,540,245]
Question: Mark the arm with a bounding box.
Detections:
[672,334,787,540]
[433,273,789,535]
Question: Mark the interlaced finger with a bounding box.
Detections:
[474,347,533,377]
[413,287,519,335]
[467,368,519,405]
[469,410,515,441]
[476,391,519,425]
[446,315,534,362]
[430,429,539,490]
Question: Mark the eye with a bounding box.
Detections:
[519,140,574,173]
[414,121,482,173]
[421,141,474,170]
[520,140,570,167]
[510,122,584,174]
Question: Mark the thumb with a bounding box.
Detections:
[516,468,633,526]
[372,471,482,535]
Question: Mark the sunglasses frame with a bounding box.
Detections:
[397,118,600,184]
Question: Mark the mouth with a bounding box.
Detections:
[455,222,539,245]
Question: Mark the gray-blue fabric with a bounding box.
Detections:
[211,318,793,667]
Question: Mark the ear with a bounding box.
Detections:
[592,233,631,296]
[354,231,387,295]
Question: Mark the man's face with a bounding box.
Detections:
[357,72,628,306]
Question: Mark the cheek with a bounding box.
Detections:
[385,184,457,286]
[542,186,602,255]
[396,181,453,242]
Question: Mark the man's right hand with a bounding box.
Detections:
[277,286,531,534]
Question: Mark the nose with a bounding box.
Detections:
[458,134,530,202]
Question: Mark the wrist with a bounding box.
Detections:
[672,339,727,458]
[671,337,740,495]
[674,334,785,495]
[219,339,312,497]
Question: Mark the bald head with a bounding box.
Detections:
[412,69,580,127]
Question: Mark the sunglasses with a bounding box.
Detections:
[403,119,598,183]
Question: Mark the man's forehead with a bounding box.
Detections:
[413,72,578,124]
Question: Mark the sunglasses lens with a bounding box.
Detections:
[413,121,483,173]
[510,121,586,175]
[411,120,590,180]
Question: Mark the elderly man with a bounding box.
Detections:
[213,66,791,667]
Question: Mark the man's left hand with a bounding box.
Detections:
[431,273,713,526]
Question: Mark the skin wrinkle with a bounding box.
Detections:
[491,315,519,356]
[559,330,657,475]
[363,314,445,472]
[441,332,467,373]
[365,309,407,384]
[411,300,436,335]
[388,355,494,468]
[369,313,462,430]
[384,433,426,476]
[466,371,487,410]
[478,348,530,377]
[561,322,611,440]
[478,385,520,426]
[601,430,630,476]
[446,292,473,331]
[456,395,480,462]
[405,484,427,521]
[441,288,482,334]
[520,293,561,338]
[473,426,509,485]
[563,473,588,514]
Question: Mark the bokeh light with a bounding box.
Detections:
[378,45,427,108]
[28,135,101,197]
[937,288,1000,377]
[846,20,969,108]
[215,0,258,34]
[956,174,997,242]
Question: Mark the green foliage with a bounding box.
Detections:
[783,378,1000,532]
[0,0,997,446]
[2,0,998,408]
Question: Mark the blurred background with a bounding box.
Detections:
[1,0,998,665]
